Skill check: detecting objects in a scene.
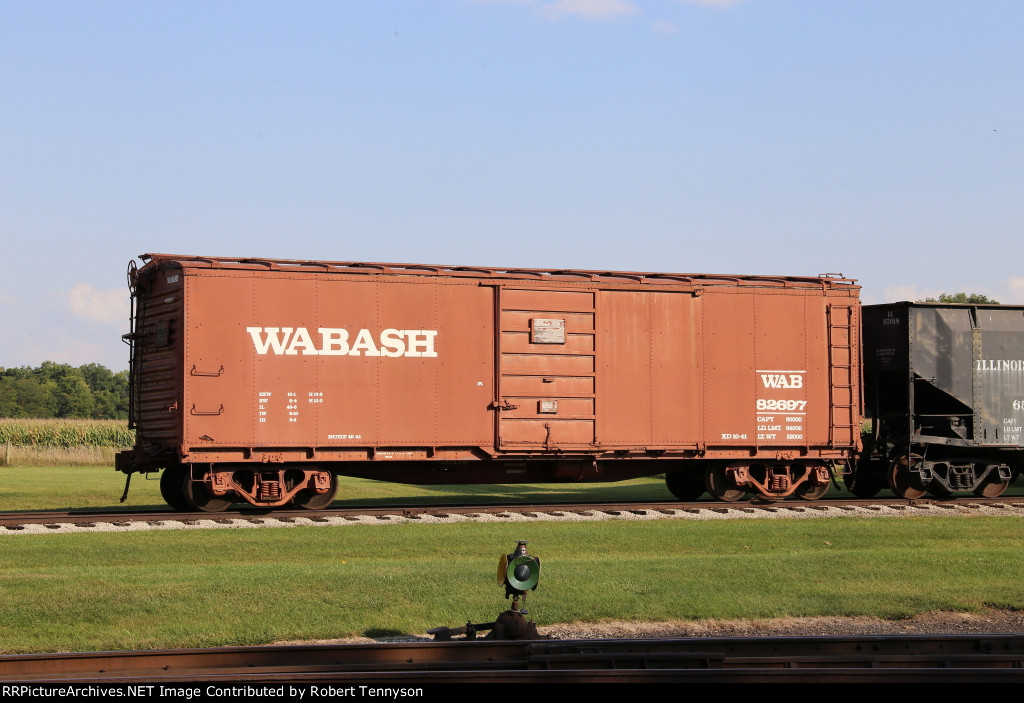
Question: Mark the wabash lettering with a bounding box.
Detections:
[247,327,438,357]
[760,373,804,389]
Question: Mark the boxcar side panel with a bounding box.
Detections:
[699,289,853,451]
[432,282,495,445]
[650,291,703,444]
[181,271,495,455]
[595,290,702,446]
[597,290,654,444]
[754,293,819,446]
[702,291,758,446]
[370,279,440,444]
[182,273,254,447]
[314,276,388,446]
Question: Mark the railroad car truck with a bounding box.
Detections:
[851,301,1024,499]
[116,254,862,510]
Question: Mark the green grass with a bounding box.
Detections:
[2,464,1022,654]
[1,516,1023,653]
[0,465,676,512]
[0,465,162,511]
[10,462,1011,515]
[1,462,1019,513]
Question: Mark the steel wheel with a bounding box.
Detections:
[665,469,707,501]
[182,470,232,512]
[795,480,829,501]
[888,456,927,500]
[292,472,338,510]
[845,473,883,498]
[159,466,189,511]
[706,463,746,502]
[845,460,884,499]
[974,473,1010,498]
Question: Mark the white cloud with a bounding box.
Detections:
[881,284,941,304]
[472,0,642,21]
[651,19,680,35]
[539,0,641,21]
[68,283,128,325]
[675,0,744,6]
[1006,277,1024,304]
[34,340,115,366]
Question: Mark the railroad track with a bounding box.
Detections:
[3,635,1024,682]
[3,496,1024,532]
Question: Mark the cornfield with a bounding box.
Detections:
[0,419,134,449]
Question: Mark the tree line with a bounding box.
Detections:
[922,293,999,304]
[0,362,129,419]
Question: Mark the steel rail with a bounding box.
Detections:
[3,635,1024,683]
[3,496,1024,531]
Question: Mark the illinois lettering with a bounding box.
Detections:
[976,359,1024,371]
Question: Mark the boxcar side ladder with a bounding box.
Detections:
[827,303,858,448]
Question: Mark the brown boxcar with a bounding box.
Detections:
[117,254,862,510]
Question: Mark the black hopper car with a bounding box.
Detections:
[851,302,1024,499]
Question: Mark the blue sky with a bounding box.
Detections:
[1,0,1021,371]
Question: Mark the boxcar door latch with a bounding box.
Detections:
[490,400,519,411]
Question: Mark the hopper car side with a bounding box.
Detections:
[849,301,1024,500]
